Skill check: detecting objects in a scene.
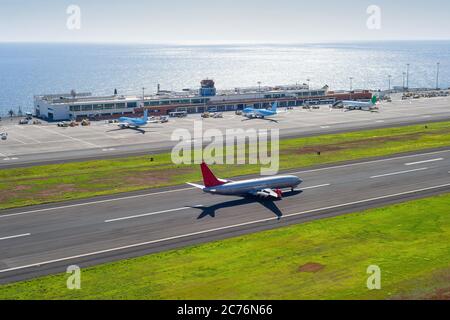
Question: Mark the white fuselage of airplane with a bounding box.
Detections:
[203,175,302,197]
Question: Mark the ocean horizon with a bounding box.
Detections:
[0,40,449,116]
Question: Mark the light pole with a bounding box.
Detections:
[436,62,440,90]
[257,81,262,108]
[388,75,392,92]
[142,87,145,109]
[307,78,311,90]
[406,64,410,90]
[349,77,353,91]
[402,72,406,91]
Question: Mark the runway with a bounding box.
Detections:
[0,149,449,284]
[1,94,450,169]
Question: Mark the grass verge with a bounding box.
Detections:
[1,121,450,210]
[1,193,449,300]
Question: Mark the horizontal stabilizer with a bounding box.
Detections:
[187,183,205,190]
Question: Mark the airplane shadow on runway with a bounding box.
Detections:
[106,127,159,135]
[241,118,279,123]
[190,190,303,220]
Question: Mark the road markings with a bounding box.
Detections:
[301,184,331,190]
[34,125,99,148]
[0,233,31,241]
[370,167,429,179]
[290,149,450,175]
[2,149,450,219]
[405,158,444,166]
[1,183,450,274]
[105,207,190,223]
[0,187,196,219]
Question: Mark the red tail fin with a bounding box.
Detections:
[201,162,226,188]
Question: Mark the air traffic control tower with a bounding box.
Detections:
[199,79,217,97]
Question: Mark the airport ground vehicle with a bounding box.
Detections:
[169,111,188,118]
[0,132,7,140]
[57,122,69,127]
[18,119,29,125]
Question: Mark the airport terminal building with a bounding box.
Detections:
[34,80,372,121]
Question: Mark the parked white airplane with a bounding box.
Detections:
[332,96,379,112]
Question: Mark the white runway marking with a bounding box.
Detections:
[1,183,450,274]
[370,167,429,179]
[105,207,190,223]
[0,233,31,241]
[290,149,450,175]
[2,149,450,219]
[405,158,444,166]
[301,184,331,190]
[0,187,196,219]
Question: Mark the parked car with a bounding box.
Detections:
[57,121,69,127]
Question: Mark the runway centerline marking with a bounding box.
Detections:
[370,167,429,179]
[0,187,196,219]
[300,184,331,190]
[404,158,444,166]
[1,183,450,274]
[105,207,190,223]
[0,233,31,241]
[2,148,450,220]
[290,149,450,175]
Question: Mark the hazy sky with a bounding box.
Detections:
[1,0,450,43]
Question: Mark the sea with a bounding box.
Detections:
[0,41,449,116]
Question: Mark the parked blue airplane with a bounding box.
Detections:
[118,109,149,129]
[243,102,279,119]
